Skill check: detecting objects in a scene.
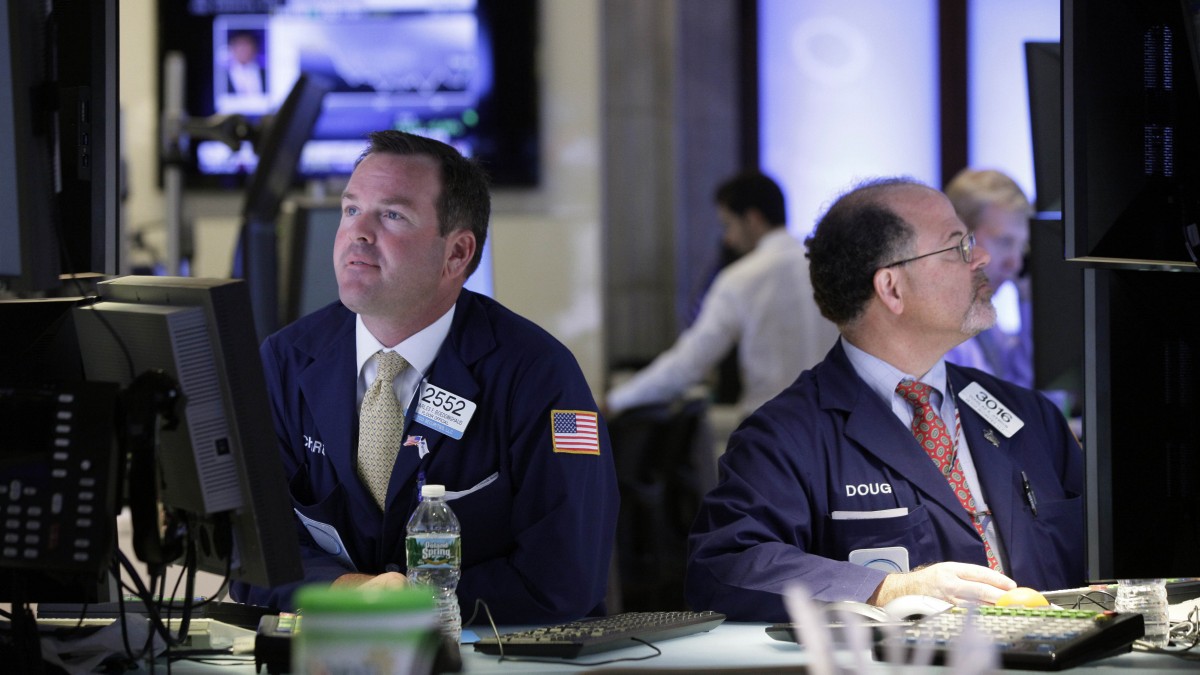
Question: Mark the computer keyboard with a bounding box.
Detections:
[38,598,275,630]
[472,610,726,658]
[873,605,1145,670]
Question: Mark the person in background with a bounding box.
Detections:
[942,168,1034,388]
[685,178,1083,621]
[605,171,838,421]
[233,130,619,624]
[226,31,266,95]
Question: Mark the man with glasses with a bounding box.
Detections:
[685,178,1083,621]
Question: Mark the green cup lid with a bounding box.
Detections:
[294,584,436,613]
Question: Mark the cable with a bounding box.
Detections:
[1064,589,1116,611]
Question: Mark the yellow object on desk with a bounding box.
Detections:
[996,586,1051,608]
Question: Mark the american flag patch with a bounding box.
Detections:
[550,410,601,455]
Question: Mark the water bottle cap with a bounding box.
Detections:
[421,484,446,498]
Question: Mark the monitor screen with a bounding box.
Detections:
[72,276,303,589]
[159,0,539,188]
[0,0,119,292]
[1024,41,1062,215]
[1083,268,1200,580]
[1064,0,1200,265]
[236,72,332,339]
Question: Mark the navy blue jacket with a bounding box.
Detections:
[235,290,619,624]
[685,340,1084,622]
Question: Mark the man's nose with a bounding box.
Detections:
[972,242,992,269]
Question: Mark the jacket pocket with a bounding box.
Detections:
[1027,493,1085,587]
[825,503,937,564]
[445,471,500,501]
[289,469,357,568]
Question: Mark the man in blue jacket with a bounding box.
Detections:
[685,178,1083,622]
[235,131,619,624]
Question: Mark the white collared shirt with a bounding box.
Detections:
[607,228,839,418]
[228,60,264,95]
[355,305,456,413]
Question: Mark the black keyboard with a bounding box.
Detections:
[472,610,726,658]
[874,606,1145,671]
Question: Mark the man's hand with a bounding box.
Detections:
[331,571,410,591]
[870,562,1017,606]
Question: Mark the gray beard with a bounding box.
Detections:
[962,297,998,337]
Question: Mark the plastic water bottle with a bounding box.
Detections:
[1115,579,1169,647]
[406,484,462,643]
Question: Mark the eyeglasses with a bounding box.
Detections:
[881,232,975,268]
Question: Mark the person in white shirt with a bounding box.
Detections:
[605,171,839,420]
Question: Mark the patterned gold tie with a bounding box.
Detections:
[357,350,408,509]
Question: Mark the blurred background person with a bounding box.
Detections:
[605,171,838,422]
[943,168,1034,388]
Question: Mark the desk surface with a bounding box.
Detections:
[162,622,1194,674]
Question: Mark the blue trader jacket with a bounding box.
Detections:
[685,340,1084,622]
[235,290,619,624]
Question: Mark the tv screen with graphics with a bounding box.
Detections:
[159,0,539,188]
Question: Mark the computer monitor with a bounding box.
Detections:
[279,198,342,325]
[235,72,332,339]
[1066,0,1200,582]
[1082,268,1200,580]
[1024,41,1062,215]
[0,0,119,293]
[71,276,303,589]
[1064,0,1200,265]
[159,0,540,188]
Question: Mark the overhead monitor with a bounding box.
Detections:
[158,0,539,188]
[1064,0,1200,265]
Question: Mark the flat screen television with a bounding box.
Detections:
[158,0,539,189]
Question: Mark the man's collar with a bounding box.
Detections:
[355,305,456,378]
[842,338,949,405]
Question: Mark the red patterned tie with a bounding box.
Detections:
[895,379,1002,572]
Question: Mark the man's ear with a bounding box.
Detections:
[873,266,905,316]
[444,229,477,279]
[745,208,773,236]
